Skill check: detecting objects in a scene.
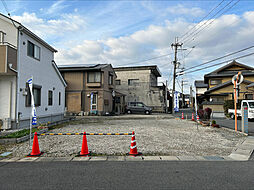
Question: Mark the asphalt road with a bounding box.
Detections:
[214,118,254,136]
[173,108,254,136]
[0,161,254,190]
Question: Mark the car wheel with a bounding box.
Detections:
[127,110,132,114]
[230,114,235,119]
[145,110,150,115]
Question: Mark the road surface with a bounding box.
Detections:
[0,161,254,189]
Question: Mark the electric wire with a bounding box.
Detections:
[124,53,173,65]
[179,0,225,41]
[183,0,240,45]
[180,0,234,44]
[178,52,254,75]
[181,45,254,72]
[1,0,9,14]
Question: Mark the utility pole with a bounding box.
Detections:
[171,37,183,114]
[181,79,184,108]
[190,85,193,109]
[165,80,168,113]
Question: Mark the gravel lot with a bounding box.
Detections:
[8,116,246,157]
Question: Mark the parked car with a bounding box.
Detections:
[126,102,152,114]
[228,100,254,119]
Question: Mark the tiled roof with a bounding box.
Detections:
[114,65,161,77]
[194,80,208,88]
[205,79,253,94]
[58,64,109,71]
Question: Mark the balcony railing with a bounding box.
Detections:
[0,43,17,75]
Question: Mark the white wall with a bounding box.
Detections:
[0,16,18,47]
[17,30,65,121]
[0,76,16,120]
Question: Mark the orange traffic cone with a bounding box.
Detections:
[197,115,200,123]
[192,113,194,121]
[77,131,91,157]
[181,112,184,119]
[27,132,43,157]
[127,131,142,156]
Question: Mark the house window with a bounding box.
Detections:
[91,94,97,110]
[48,90,53,106]
[59,92,61,105]
[115,80,121,85]
[245,94,253,100]
[109,73,113,85]
[26,84,41,107]
[115,97,121,103]
[88,72,101,83]
[104,99,109,105]
[210,79,222,85]
[27,41,40,60]
[128,79,139,86]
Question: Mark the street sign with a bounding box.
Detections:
[232,74,244,85]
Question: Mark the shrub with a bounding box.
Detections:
[204,107,212,120]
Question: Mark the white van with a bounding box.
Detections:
[228,100,254,119]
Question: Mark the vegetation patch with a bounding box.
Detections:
[0,128,39,139]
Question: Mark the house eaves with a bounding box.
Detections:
[114,65,162,77]
[246,83,254,89]
[52,61,67,87]
[58,64,109,72]
[205,79,253,94]
[195,80,208,88]
[204,60,254,84]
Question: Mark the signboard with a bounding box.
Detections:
[241,106,248,134]
[232,74,244,85]
[174,91,179,112]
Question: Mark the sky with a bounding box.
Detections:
[1,0,254,93]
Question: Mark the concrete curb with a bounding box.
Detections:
[228,136,254,161]
[0,155,250,162]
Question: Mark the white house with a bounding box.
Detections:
[0,13,66,129]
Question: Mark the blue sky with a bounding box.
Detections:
[1,0,254,92]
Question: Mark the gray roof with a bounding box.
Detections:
[204,60,254,83]
[205,79,253,94]
[194,80,208,88]
[246,83,254,89]
[114,65,161,77]
[58,64,109,71]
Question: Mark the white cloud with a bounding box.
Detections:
[55,11,254,93]
[167,4,205,17]
[44,0,69,15]
[12,12,86,39]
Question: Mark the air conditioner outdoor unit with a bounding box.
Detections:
[3,118,11,130]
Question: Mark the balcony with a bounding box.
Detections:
[0,43,17,75]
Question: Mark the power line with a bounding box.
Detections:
[179,0,225,41]
[1,0,9,15]
[180,0,234,44]
[181,45,254,72]
[183,0,240,45]
[125,53,173,65]
[178,52,254,75]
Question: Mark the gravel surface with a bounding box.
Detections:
[7,116,246,157]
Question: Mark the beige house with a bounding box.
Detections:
[59,64,124,115]
[203,61,254,112]
[114,65,167,112]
